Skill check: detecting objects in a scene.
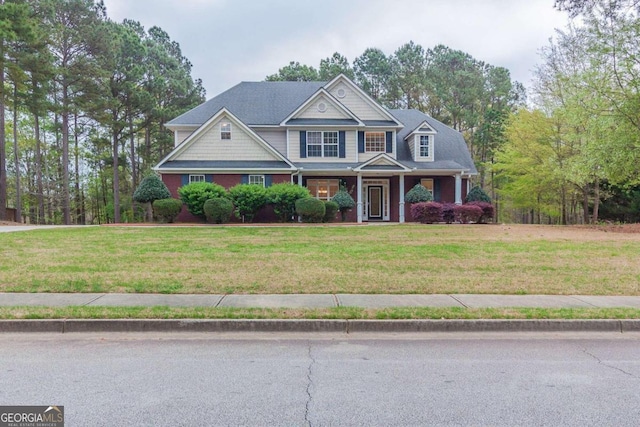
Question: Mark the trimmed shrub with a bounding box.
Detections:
[405,183,433,204]
[228,184,267,222]
[266,183,311,222]
[332,190,356,221]
[442,203,456,224]
[323,201,339,223]
[133,175,171,222]
[465,186,491,203]
[178,182,227,218]
[295,197,326,223]
[467,201,495,223]
[411,202,443,224]
[203,198,233,224]
[152,198,182,223]
[455,204,483,224]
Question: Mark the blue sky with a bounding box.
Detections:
[102,0,570,98]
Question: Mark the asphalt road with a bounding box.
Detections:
[1,332,639,426]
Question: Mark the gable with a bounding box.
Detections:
[325,75,401,124]
[295,94,352,120]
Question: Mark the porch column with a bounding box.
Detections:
[399,174,405,223]
[357,173,363,223]
[455,173,462,205]
[298,172,303,186]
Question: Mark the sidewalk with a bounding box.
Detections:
[2,293,640,308]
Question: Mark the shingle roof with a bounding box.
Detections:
[167,81,326,126]
[158,160,293,170]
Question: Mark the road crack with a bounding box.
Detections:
[582,348,638,379]
[304,343,316,427]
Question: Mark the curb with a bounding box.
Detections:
[1,319,640,333]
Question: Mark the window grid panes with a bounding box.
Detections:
[248,175,265,187]
[419,135,430,157]
[420,178,434,195]
[365,132,386,152]
[307,131,339,158]
[189,175,205,183]
[307,131,322,157]
[221,122,231,140]
[323,132,338,157]
[307,179,340,200]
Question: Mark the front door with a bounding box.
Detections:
[368,186,383,220]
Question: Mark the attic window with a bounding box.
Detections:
[221,122,231,140]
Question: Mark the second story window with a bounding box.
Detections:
[365,132,385,152]
[221,122,231,140]
[307,131,338,158]
[419,135,430,157]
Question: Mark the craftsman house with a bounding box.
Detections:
[155,74,477,222]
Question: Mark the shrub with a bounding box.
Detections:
[152,198,182,223]
[467,201,495,223]
[295,197,326,223]
[442,203,456,224]
[133,175,171,222]
[455,204,483,223]
[465,186,491,203]
[228,184,267,222]
[178,182,227,218]
[405,183,434,204]
[266,183,311,222]
[332,190,356,221]
[323,201,339,223]
[203,198,233,224]
[411,202,443,224]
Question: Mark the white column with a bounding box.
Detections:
[357,174,363,223]
[298,172,303,186]
[455,173,462,205]
[399,174,405,223]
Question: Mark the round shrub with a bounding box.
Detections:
[332,190,356,221]
[266,183,311,222]
[442,203,456,224]
[152,198,182,223]
[465,186,491,203]
[467,201,495,223]
[203,198,233,224]
[405,184,433,204]
[411,202,443,224]
[295,197,326,223]
[455,204,483,224]
[323,201,339,223]
[178,182,227,218]
[228,184,267,222]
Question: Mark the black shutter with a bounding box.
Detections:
[241,175,249,184]
[385,131,393,153]
[181,175,189,186]
[358,131,365,153]
[300,131,307,158]
[265,175,273,187]
[434,178,441,202]
[205,174,214,183]
[339,131,346,158]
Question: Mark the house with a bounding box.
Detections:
[154,74,478,223]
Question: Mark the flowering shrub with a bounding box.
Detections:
[411,202,443,224]
[454,204,483,224]
[466,201,494,223]
[442,203,456,224]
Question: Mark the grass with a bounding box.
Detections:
[1,306,639,320]
[1,224,639,295]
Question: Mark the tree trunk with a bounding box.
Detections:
[34,111,44,224]
[582,187,590,224]
[112,111,120,223]
[61,84,71,225]
[592,176,600,224]
[0,40,7,221]
[74,113,82,224]
[12,83,21,223]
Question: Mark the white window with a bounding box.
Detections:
[419,135,430,157]
[365,132,385,152]
[306,131,339,158]
[307,179,340,200]
[189,174,205,183]
[248,175,265,187]
[221,122,231,140]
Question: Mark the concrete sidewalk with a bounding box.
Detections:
[2,293,640,309]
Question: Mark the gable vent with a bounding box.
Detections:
[317,102,327,113]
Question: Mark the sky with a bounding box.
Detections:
[102,0,571,99]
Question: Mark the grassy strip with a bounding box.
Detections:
[1,306,639,320]
[1,225,640,295]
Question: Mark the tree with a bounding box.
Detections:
[353,48,392,101]
[319,52,354,81]
[388,41,426,109]
[331,189,355,221]
[266,61,319,82]
[132,174,170,221]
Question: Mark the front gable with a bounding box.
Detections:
[354,153,412,172]
[281,88,363,126]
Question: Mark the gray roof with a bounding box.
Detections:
[285,118,359,126]
[168,81,326,126]
[158,160,293,170]
[390,109,478,174]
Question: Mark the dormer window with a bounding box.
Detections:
[221,122,231,140]
[419,135,430,157]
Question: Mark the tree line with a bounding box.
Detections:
[0,0,204,224]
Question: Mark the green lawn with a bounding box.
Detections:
[1,224,639,295]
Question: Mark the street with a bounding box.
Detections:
[1,332,639,426]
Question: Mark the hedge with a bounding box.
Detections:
[203,198,233,224]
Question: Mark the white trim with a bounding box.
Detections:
[362,179,390,221]
[357,174,363,223]
[399,175,405,223]
[279,88,364,127]
[353,153,412,172]
[404,120,438,140]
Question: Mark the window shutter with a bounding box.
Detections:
[358,131,365,153]
[265,175,273,187]
[339,131,346,158]
[300,131,307,158]
[434,178,441,202]
[385,131,393,153]
[241,175,249,184]
[205,174,214,183]
[181,174,189,186]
